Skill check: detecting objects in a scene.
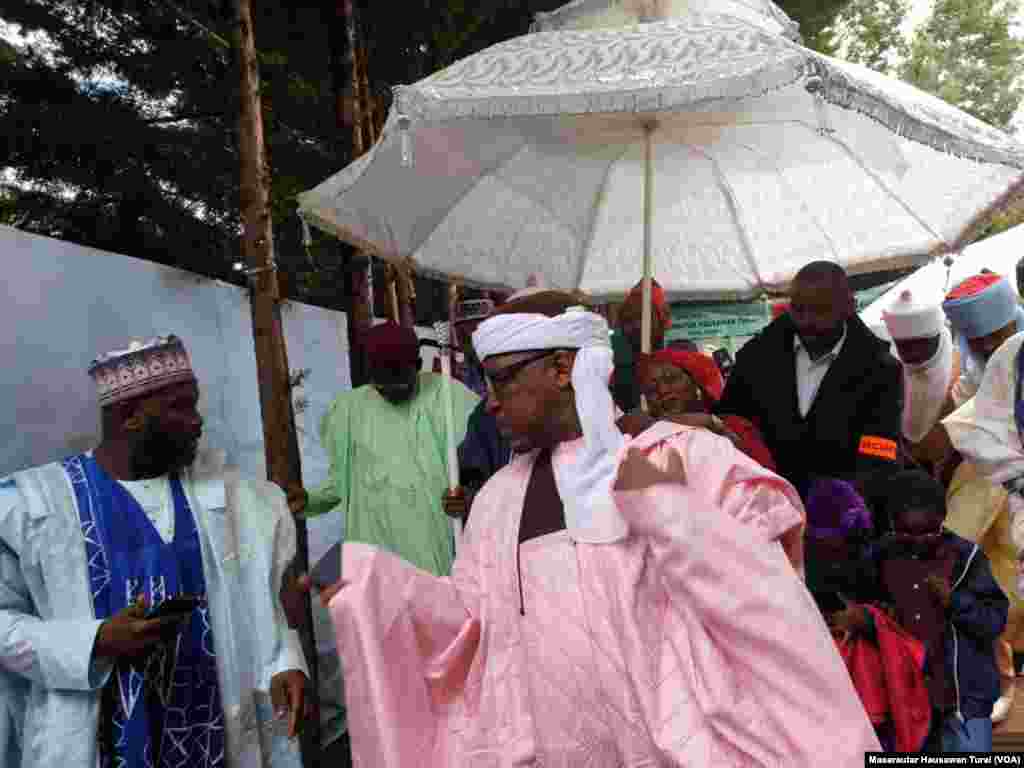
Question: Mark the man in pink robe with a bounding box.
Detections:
[310,292,879,766]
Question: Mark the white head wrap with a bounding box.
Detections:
[900,327,954,443]
[473,307,627,543]
[881,289,955,442]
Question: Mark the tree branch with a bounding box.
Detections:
[141,111,225,124]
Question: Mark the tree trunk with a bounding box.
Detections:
[328,0,373,387]
[234,0,319,763]
[343,0,366,156]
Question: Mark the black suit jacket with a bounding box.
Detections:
[715,313,903,503]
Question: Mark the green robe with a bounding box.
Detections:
[308,372,480,577]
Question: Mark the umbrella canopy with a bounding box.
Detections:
[531,0,801,40]
[298,14,1024,302]
[860,223,1024,337]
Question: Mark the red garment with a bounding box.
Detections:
[836,605,931,753]
[722,415,777,472]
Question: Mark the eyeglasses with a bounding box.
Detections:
[484,350,557,398]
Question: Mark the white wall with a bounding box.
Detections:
[0,226,350,495]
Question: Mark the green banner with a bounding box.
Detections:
[667,282,897,342]
[668,302,769,341]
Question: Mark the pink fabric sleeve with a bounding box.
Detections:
[328,542,481,767]
[614,468,880,767]
[654,428,806,576]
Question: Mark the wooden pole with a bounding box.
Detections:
[395,257,417,328]
[235,0,319,762]
[384,263,401,323]
[343,0,366,157]
[334,0,375,386]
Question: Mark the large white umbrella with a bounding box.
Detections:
[531,0,802,40]
[860,223,1024,336]
[300,17,1022,315]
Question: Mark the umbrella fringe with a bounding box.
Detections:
[807,58,1024,170]
[529,0,803,43]
[393,58,807,124]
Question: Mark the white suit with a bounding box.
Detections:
[0,450,307,767]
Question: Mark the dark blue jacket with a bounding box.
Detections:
[861,532,1008,720]
[458,400,512,495]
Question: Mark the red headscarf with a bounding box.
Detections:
[642,348,725,401]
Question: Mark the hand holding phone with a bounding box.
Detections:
[146,595,202,620]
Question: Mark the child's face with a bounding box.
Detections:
[893,505,944,537]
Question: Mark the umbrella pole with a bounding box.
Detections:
[641,122,654,356]
[442,284,463,551]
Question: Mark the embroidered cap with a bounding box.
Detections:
[943,273,1018,340]
[882,289,945,341]
[89,336,195,407]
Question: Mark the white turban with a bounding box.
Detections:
[882,289,955,442]
[901,328,954,443]
[473,307,627,543]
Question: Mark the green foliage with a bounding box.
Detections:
[830,0,910,73]
[777,0,853,53]
[973,198,1024,242]
[900,0,1024,130]
[0,0,856,306]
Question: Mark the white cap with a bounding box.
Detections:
[882,289,945,340]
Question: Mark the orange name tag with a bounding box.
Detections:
[859,435,898,461]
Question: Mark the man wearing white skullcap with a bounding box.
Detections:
[883,289,955,446]
[313,291,880,767]
[0,336,310,766]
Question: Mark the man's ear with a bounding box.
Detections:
[551,350,575,389]
[845,292,856,317]
[122,406,146,433]
[122,397,160,433]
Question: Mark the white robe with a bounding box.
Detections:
[0,450,308,767]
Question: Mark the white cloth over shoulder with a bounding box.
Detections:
[944,331,1024,485]
[901,327,954,443]
[473,308,627,543]
[943,332,1024,587]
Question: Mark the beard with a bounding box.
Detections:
[131,424,200,477]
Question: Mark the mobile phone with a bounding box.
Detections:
[146,595,201,620]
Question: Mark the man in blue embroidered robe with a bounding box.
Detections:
[0,336,310,767]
